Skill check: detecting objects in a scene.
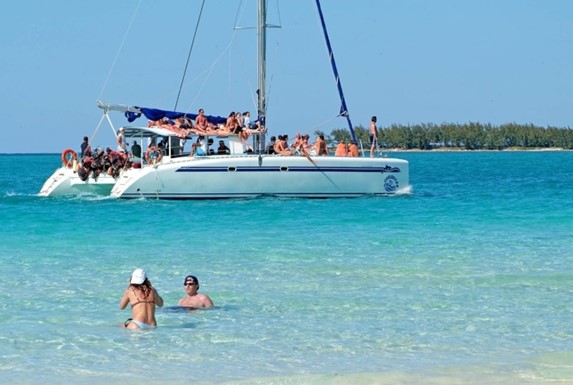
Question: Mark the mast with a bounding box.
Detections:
[257,0,267,153]
[315,0,357,143]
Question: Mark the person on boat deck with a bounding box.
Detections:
[235,112,243,129]
[238,128,254,153]
[178,275,214,308]
[217,140,230,155]
[335,139,348,157]
[147,119,161,128]
[348,141,359,157]
[195,108,217,134]
[224,111,240,134]
[189,136,206,156]
[273,135,283,154]
[158,138,168,153]
[117,127,128,153]
[148,118,189,139]
[176,116,193,130]
[274,135,292,156]
[80,136,91,158]
[119,268,164,329]
[300,134,311,155]
[290,133,302,151]
[267,136,277,154]
[130,141,141,159]
[249,119,262,133]
[369,115,378,158]
[242,111,251,128]
[241,119,265,136]
[313,134,329,156]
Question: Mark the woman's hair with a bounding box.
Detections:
[132,279,152,297]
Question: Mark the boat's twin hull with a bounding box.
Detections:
[110,155,409,199]
[39,167,116,197]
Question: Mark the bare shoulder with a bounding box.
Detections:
[198,293,214,307]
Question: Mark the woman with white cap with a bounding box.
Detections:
[119,268,164,329]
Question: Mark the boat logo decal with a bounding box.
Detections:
[384,175,399,192]
[381,165,401,173]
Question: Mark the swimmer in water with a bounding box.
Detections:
[178,275,213,308]
[119,268,164,329]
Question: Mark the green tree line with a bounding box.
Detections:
[326,122,573,150]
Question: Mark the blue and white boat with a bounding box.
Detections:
[104,0,409,199]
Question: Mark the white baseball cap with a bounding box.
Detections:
[130,268,147,284]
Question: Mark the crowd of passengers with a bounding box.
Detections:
[267,133,360,157]
[147,109,266,142]
[77,144,131,181]
[77,106,364,179]
[142,107,363,158]
[146,132,361,159]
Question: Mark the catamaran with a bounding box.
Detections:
[109,0,408,199]
[38,107,125,197]
[44,0,410,199]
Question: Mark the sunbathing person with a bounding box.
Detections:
[235,112,243,130]
[348,141,359,157]
[335,140,348,157]
[313,134,329,156]
[148,118,190,139]
[274,135,292,156]
[224,111,240,134]
[290,133,302,151]
[193,108,218,135]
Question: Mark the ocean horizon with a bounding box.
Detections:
[0,151,572,385]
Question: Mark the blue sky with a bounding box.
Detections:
[2,0,572,153]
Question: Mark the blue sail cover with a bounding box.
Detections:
[125,107,227,125]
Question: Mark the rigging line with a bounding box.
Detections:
[275,0,282,26]
[263,37,282,119]
[286,114,340,155]
[184,5,245,112]
[98,0,143,100]
[232,0,258,112]
[186,39,236,111]
[227,0,256,111]
[314,0,356,143]
[303,114,341,138]
[233,0,247,30]
[174,0,206,111]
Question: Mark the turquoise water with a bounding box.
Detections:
[0,151,572,385]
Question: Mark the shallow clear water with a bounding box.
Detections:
[0,151,572,384]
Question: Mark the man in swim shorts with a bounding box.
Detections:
[178,275,214,308]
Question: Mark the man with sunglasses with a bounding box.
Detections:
[178,275,214,308]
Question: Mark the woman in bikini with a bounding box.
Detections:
[119,268,164,329]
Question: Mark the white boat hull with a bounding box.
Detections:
[39,167,116,197]
[110,155,409,199]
